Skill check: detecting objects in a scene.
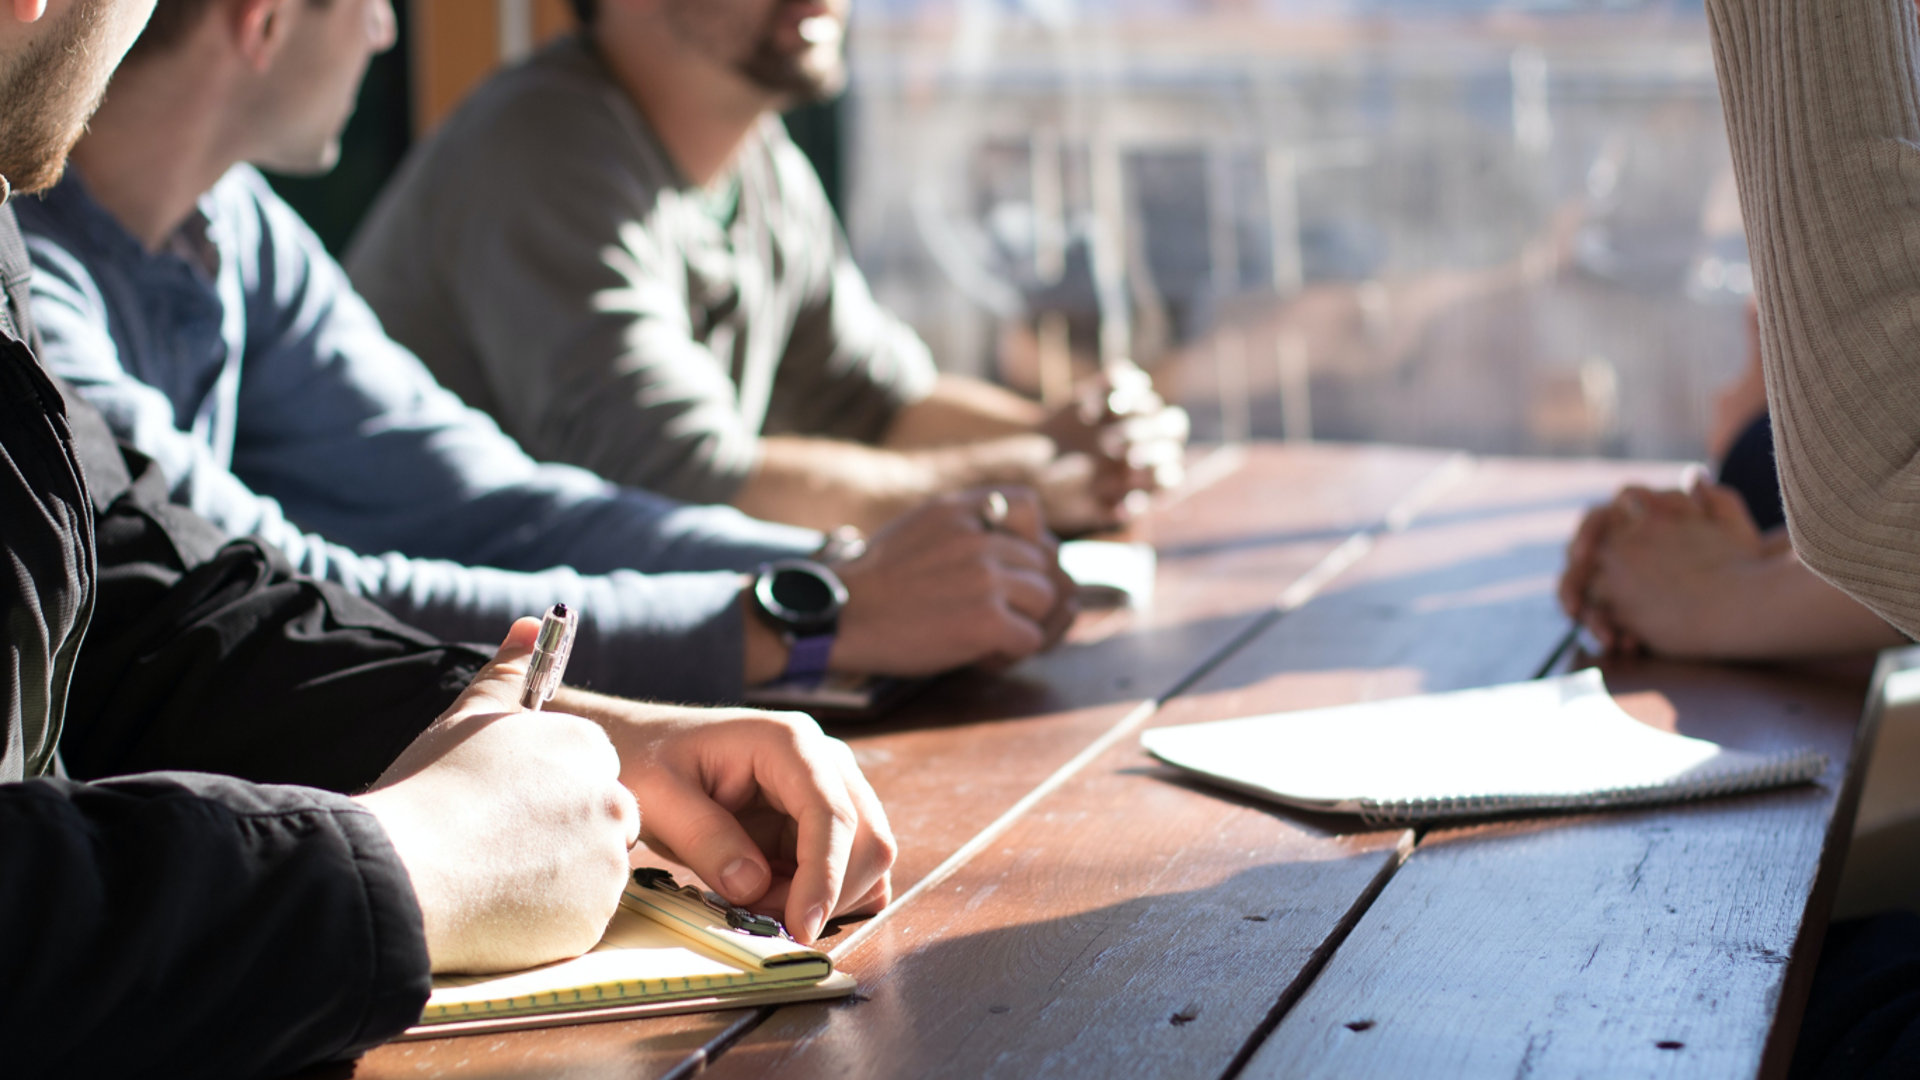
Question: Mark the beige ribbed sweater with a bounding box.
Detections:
[1708,0,1920,638]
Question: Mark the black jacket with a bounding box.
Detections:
[0,202,488,1078]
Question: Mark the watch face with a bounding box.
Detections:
[757,560,847,633]
[771,566,835,614]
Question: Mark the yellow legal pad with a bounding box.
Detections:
[404,871,854,1038]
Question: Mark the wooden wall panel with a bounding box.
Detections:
[408,0,579,136]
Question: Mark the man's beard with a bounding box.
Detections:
[0,0,113,196]
[737,34,846,106]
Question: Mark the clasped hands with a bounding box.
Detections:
[1038,361,1190,534]
[1557,473,1786,659]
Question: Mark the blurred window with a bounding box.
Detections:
[843,0,1745,459]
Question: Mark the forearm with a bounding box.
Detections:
[881,374,1048,449]
[0,774,430,1075]
[1717,551,1909,659]
[733,434,1051,533]
[1707,0,1920,635]
[266,424,820,579]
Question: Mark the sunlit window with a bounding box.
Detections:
[843,0,1743,459]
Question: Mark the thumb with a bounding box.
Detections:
[635,773,775,909]
[451,617,544,716]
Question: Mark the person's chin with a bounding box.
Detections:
[0,134,79,197]
[255,141,342,179]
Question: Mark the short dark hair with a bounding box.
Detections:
[125,0,223,61]
[127,0,338,63]
[568,0,596,27]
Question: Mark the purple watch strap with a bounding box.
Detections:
[781,632,836,684]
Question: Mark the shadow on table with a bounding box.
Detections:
[1123,763,1391,839]
[716,858,1401,1080]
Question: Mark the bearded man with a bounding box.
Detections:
[346,0,1189,537]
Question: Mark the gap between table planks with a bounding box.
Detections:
[339,443,1468,1080]
[1242,659,1872,1080]
[1226,458,1874,1080]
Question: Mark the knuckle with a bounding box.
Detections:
[828,734,857,763]
[963,561,1000,595]
[602,784,636,824]
[752,710,821,747]
[870,822,901,869]
[775,709,824,736]
[825,798,861,839]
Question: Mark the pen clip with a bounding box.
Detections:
[631,867,792,940]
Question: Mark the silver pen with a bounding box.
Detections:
[519,603,578,711]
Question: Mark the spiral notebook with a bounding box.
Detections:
[1141,669,1827,825]
[403,869,854,1038]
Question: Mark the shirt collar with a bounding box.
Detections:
[35,166,224,285]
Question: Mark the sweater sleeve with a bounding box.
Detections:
[0,772,431,1078]
[1706,0,1920,636]
[24,209,775,705]
[49,372,487,792]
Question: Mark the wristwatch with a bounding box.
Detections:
[751,558,848,683]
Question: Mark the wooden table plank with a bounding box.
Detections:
[834,444,1464,891]
[343,443,1459,1080]
[1240,663,1871,1080]
[693,455,1680,1080]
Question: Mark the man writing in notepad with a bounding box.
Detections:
[0,6,891,1075]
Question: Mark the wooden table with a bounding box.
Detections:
[342,444,1874,1080]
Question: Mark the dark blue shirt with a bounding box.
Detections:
[20,166,821,702]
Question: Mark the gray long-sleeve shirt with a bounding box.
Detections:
[20,166,824,704]
[345,33,939,508]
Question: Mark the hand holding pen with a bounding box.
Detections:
[357,610,637,972]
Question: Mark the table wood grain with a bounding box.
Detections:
[1243,660,1871,1080]
[692,455,1698,1080]
[332,447,1871,1080]
[343,443,1460,1080]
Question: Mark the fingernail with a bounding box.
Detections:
[719,858,765,902]
[802,903,827,943]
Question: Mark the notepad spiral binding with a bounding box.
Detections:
[1353,746,1830,827]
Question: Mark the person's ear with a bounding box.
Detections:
[10,0,48,24]
[232,0,294,72]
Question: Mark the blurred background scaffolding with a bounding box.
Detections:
[306,0,1748,465]
[841,0,1748,460]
